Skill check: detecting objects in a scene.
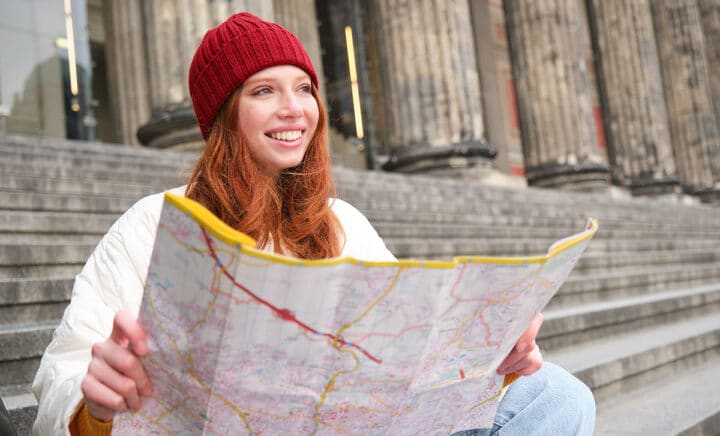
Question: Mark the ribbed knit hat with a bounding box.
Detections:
[189,12,318,140]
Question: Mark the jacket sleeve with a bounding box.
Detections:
[31,194,164,435]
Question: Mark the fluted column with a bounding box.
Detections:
[699,0,720,124]
[134,0,275,149]
[589,0,678,195]
[652,0,720,201]
[504,0,609,190]
[272,0,324,102]
[103,0,151,145]
[134,0,213,148]
[372,0,495,175]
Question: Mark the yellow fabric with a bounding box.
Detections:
[503,372,521,389]
[69,402,112,436]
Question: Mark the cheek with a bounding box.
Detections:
[237,105,267,137]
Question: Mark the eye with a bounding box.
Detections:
[253,86,271,96]
[298,84,312,94]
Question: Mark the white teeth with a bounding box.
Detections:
[270,131,302,141]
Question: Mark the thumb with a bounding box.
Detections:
[111,310,148,356]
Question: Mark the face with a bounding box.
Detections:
[237,65,319,174]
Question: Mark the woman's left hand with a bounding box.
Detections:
[497,313,544,376]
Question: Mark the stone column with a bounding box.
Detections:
[588,0,678,196]
[103,0,151,145]
[468,0,526,177]
[699,0,720,124]
[106,0,282,149]
[134,0,213,149]
[371,0,496,175]
[652,0,720,201]
[504,0,609,190]
[272,0,325,101]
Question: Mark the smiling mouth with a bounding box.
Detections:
[268,130,303,141]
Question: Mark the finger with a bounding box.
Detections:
[81,373,128,421]
[87,357,143,411]
[515,313,544,352]
[497,341,536,375]
[111,310,148,356]
[505,346,543,376]
[97,341,153,398]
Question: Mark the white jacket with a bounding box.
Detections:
[32,187,395,435]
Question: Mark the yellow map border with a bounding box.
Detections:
[165,192,598,269]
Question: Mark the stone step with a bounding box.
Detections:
[0,233,101,244]
[374,221,720,242]
[0,174,164,198]
[336,172,720,221]
[0,190,137,213]
[0,243,95,266]
[0,276,73,324]
[0,278,74,306]
[0,160,186,187]
[0,139,195,167]
[3,135,718,223]
[0,298,69,324]
[2,189,716,241]
[383,236,720,258]
[0,264,81,280]
[574,249,720,274]
[594,353,720,435]
[540,283,720,349]
[1,384,35,436]
[0,148,193,176]
[341,179,720,218]
[0,211,116,234]
[554,262,720,307]
[0,322,57,387]
[545,312,720,404]
[1,134,196,164]
[363,209,719,235]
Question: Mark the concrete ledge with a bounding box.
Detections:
[0,174,162,198]
[547,312,720,402]
[0,191,137,213]
[541,284,720,348]
[0,278,73,305]
[595,354,720,435]
[0,244,95,266]
[0,211,115,234]
[0,161,184,186]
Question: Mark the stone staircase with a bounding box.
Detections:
[1,133,719,435]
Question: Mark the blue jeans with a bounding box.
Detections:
[453,362,596,435]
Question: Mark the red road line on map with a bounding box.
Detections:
[201,228,382,364]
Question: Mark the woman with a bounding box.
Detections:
[32,12,594,435]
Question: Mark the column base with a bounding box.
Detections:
[526,162,610,191]
[381,141,497,174]
[687,185,720,204]
[624,175,681,197]
[137,106,203,149]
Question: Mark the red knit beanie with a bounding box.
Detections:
[188,12,318,140]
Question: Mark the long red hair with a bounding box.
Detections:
[185,87,343,259]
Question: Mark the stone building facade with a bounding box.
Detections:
[2,0,719,201]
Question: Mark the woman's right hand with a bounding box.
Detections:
[80,310,153,422]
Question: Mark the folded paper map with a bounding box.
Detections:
[113,192,598,435]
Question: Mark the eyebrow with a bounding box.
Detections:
[244,74,311,87]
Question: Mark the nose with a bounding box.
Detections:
[278,91,303,118]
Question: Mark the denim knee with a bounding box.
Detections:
[496,361,596,435]
[451,362,595,436]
